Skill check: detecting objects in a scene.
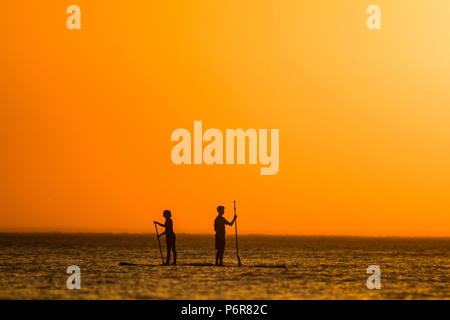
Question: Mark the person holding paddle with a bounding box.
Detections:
[214,205,237,266]
[154,210,177,265]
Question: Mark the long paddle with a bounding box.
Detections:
[234,201,242,266]
[154,222,164,264]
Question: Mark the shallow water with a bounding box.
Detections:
[0,234,449,299]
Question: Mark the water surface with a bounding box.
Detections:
[0,234,448,299]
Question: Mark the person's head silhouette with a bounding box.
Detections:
[163,210,172,219]
[217,206,224,216]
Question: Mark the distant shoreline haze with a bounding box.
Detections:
[0,230,448,239]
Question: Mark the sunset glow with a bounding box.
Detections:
[1,1,450,236]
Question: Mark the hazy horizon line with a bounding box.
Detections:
[0,230,448,239]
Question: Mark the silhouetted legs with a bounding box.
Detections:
[166,235,177,265]
[215,248,224,265]
[215,234,225,265]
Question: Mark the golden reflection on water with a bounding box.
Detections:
[0,234,449,299]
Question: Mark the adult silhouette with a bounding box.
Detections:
[214,205,237,266]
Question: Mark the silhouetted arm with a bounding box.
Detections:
[154,221,165,227]
[224,215,237,226]
[158,231,166,238]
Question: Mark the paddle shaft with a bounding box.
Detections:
[154,223,164,264]
[234,201,242,266]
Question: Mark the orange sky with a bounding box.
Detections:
[1,1,450,236]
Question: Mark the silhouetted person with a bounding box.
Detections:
[154,210,177,265]
[214,205,236,266]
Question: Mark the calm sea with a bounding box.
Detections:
[0,234,448,299]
